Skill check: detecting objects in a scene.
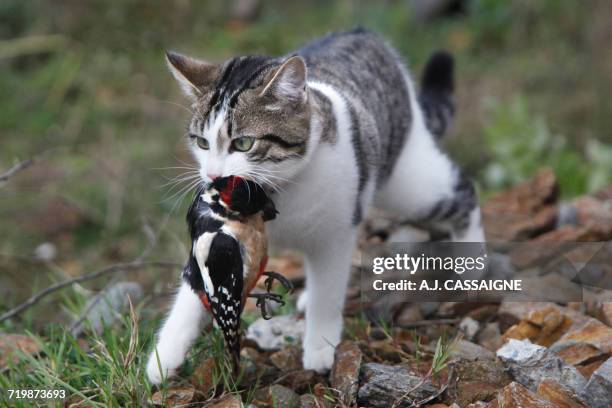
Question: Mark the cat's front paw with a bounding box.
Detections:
[146,350,177,384]
[302,342,335,373]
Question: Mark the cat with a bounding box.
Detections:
[146,28,484,384]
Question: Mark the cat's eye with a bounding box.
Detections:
[231,137,255,152]
[196,137,209,150]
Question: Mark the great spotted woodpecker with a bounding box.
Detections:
[183,176,292,370]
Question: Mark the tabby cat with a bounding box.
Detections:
[147,29,484,383]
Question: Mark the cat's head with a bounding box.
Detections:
[166,52,311,191]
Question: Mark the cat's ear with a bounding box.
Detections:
[165,51,219,99]
[260,55,307,105]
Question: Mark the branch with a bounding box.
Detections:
[0,149,60,187]
[0,157,35,185]
[0,260,180,323]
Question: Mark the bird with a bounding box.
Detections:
[182,175,292,371]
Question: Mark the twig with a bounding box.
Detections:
[0,149,59,187]
[68,216,165,334]
[0,260,180,323]
[0,157,35,185]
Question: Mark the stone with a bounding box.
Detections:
[299,393,330,408]
[448,359,511,406]
[550,318,612,366]
[395,304,424,325]
[502,304,574,347]
[498,382,557,408]
[482,169,559,241]
[573,196,612,239]
[246,315,305,350]
[496,339,587,393]
[580,357,612,408]
[600,302,612,326]
[450,340,495,361]
[207,394,242,408]
[269,346,302,371]
[536,379,588,408]
[149,386,195,407]
[189,357,217,394]
[71,281,143,336]
[477,322,503,352]
[357,363,438,408]
[330,341,362,405]
[277,370,320,394]
[0,334,41,368]
[459,317,479,340]
[267,384,300,408]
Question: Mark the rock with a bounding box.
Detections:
[299,393,331,408]
[246,315,305,350]
[395,304,424,325]
[189,357,217,394]
[536,379,588,408]
[450,340,495,361]
[34,242,57,261]
[502,304,574,347]
[465,401,497,408]
[600,302,612,326]
[498,382,557,408]
[550,319,612,366]
[270,346,302,371]
[266,384,300,408]
[149,386,195,407]
[496,339,587,393]
[477,322,503,352]
[576,358,607,378]
[330,341,362,405]
[557,201,579,227]
[466,304,500,322]
[357,363,438,408]
[459,317,479,340]
[448,359,511,406]
[0,334,41,368]
[580,357,612,408]
[71,281,143,336]
[482,169,558,241]
[207,394,242,408]
[277,370,320,394]
[573,196,612,239]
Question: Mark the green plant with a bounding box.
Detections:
[481,95,612,197]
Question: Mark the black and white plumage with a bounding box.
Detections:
[182,176,281,370]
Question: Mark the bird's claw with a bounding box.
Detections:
[262,271,294,294]
[248,292,285,320]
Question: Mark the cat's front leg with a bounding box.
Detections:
[301,231,356,372]
[146,282,211,384]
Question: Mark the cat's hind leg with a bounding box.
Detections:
[374,98,484,242]
[146,282,211,384]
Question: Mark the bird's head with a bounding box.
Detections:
[207,175,277,220]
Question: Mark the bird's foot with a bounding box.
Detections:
[248,292,285,320]
[262,271,294,294]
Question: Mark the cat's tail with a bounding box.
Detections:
[419,51,455,140]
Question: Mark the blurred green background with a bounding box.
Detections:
[1,0,612,322]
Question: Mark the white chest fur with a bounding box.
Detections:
[267,82,360,253]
